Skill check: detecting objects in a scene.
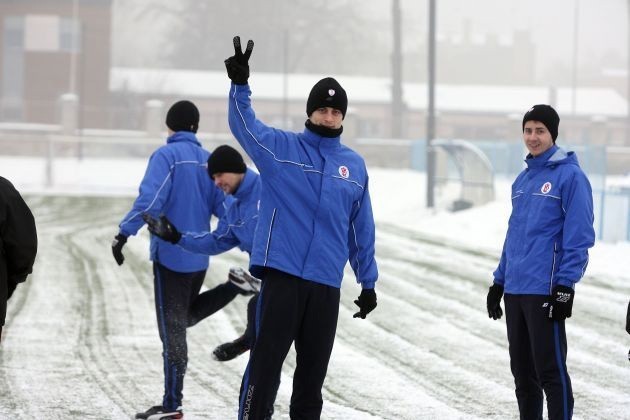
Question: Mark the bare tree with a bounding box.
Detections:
[130,0,386,75]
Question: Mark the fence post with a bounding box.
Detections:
[145,99,164,138]
[60,93,79,135]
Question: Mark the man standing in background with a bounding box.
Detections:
[0,176,38,344]
[487,104,595,420]
[112,100,226,420]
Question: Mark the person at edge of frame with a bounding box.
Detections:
[487,104,595,420]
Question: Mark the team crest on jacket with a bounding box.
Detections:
[540,182,552,194]
[338,166,349,178]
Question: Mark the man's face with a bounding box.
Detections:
[309,107,343,130]
[523,120,554,157]
[213,172,244,195]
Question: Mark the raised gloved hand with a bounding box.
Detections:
[353,288,377,319]
[548,285,575,321]
[224,36,254,85]
[486,283,504,320]
[111,233,128,266]
[143,213,181,244]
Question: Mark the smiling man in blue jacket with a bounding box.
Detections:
[487,104,595,420]
[224,37,379,419]
[144,144,264,362]
[112,100,226,420]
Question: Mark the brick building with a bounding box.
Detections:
[0,0,111,127]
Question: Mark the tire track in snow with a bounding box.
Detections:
[364,221,630,419]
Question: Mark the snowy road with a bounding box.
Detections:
[0,195,628,419]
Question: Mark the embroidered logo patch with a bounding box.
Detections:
[540,182,552,194]
[328,89,336,97]
[338,166,349,179]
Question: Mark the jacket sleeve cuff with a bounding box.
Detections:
[555,279,575,288]
[361,280,376,289]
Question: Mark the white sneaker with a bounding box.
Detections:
[228,267,261,294]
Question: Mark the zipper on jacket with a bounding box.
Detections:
[548,241,558,294]
[263,208,277,266]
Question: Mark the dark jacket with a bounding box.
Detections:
[0,176,38,327]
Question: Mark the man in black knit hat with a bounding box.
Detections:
[113,100,229,420]
[144,145,264,361]
[487,104,594,420]
[225,36,378,420]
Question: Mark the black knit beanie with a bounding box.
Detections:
[522,104,560,142]
[306,77,348,119]
[166,100,200,133]
[207,145,246,178]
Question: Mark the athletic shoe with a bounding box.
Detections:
[228,267,261,294]
[134,405,183,420]
[212,334,250,361]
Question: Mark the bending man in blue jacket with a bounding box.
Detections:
[225,37,379,419]
[112,101,228,420]
[487,104,595,420]
[144,144,263,362]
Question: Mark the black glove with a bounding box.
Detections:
[353,288,377,319]
[143,213,181,244]
[548,285,575,321]
[486,283,504,320]
[224,36,254,85]
[111,233,127,266]
[625,301,629,335]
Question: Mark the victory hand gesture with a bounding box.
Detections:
[225,36,254,85]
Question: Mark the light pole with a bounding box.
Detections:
[570,0,580,117]
[426,0,436,208]
[391,0,404,138]
[627,0,630,143]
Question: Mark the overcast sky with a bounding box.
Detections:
[367,0,627,75]
[113,0,628,86]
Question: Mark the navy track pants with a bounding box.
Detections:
[153,262,239,410]
[504,293,573,420]
[238,268,340,420]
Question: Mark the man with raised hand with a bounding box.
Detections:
[225,36,379,419]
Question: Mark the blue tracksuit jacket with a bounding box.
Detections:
[118,131,225,273]
[493,145,595,294]
[178,168,260,256]
[228,83,378,289]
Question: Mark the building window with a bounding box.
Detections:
[2,16,24,120]
[22,15,81,53]
[60,18,81,53]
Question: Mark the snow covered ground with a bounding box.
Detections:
[1,158,629,419]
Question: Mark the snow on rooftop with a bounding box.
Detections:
[111,67,628,117]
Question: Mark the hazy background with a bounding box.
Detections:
[113,0,628,89]
[1,0,629,239]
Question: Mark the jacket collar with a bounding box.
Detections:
[233,168,258,200]
[302,125,341,155]
[166,131,201,147]
[525,144,558,169]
